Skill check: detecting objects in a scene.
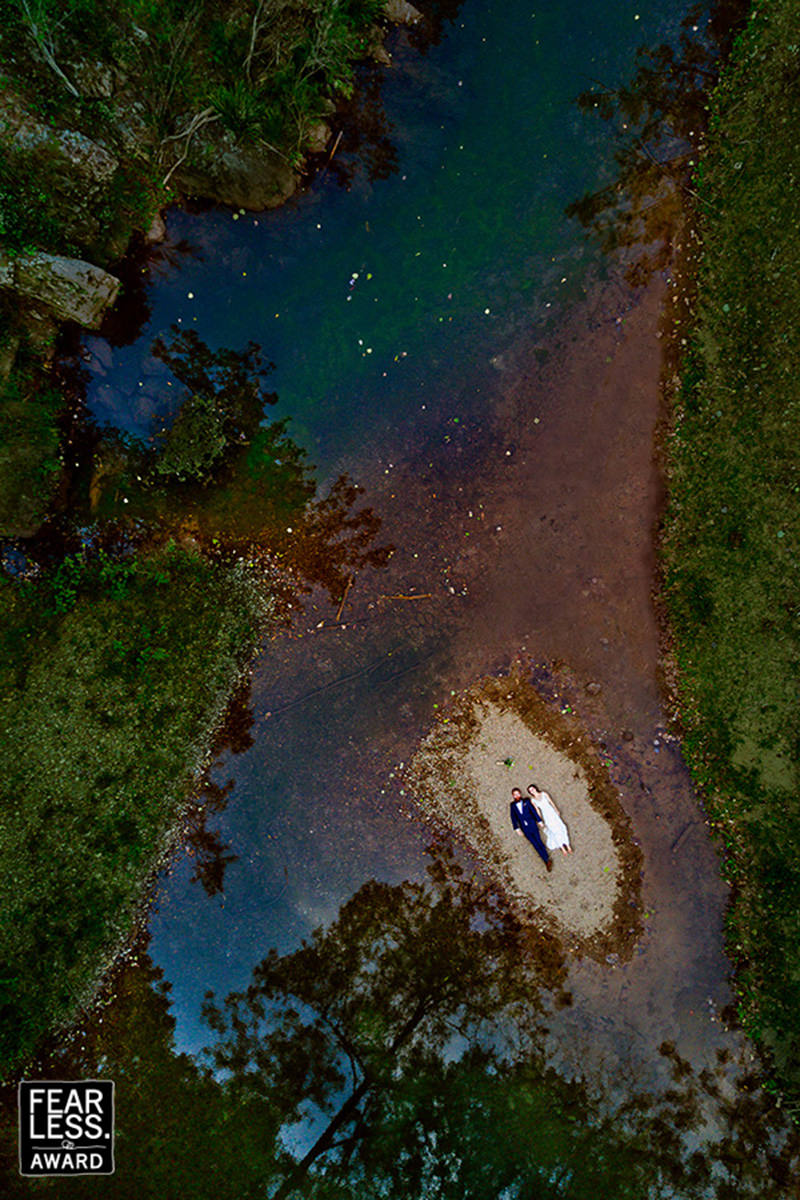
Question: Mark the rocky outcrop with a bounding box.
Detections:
[0,95,118,187]
[0,92,119,246]
[68,59,115,99]
[174,131,299,210]
[384,0,423,24]
[1,252,120,329]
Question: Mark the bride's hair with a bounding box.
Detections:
[527,783,540,793]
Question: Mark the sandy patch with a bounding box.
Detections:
[464,702,619,935]
[406,674,642,960]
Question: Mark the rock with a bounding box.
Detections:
[144,211,167,244]
[174,133,298,210]
[367,26,393,64]
[0,94,117,187]
[69,59,114,99]
[8,253,120,329]
[305,120,330,154]
[371,42,393,65]
[0,92,119,246]
[84,335,114,370]
[55,129,118,186]
[384,0,422,23]
[585,682,602,696]
[109,99,152,156]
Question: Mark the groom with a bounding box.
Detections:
[510,787,552,873]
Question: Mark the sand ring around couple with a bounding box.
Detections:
[405,673,643,962]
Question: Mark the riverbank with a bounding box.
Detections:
[0,546,268,1074]
[0,1,415,1075]
[661,0,800,1103]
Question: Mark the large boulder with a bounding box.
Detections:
[0,94,118,187]
[0,92,119,246]
[3,252,120,329]
[174,136,299,210]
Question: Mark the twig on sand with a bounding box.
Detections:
[378,593,432,602]
[335,574,353,623]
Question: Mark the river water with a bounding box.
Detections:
[14,0,796,1193]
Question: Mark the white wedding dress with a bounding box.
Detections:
[535,791,572,852]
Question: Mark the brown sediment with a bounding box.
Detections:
[406,671,644,964]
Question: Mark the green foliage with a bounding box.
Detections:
[211,79,273,142]
[0,145,74,255]
[0,545,263,1073]
[0,367,62,535]
[663,0,800,1104]
[155,391,230,481]
[0,0,385,263]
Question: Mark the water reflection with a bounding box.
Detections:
[182,680,256,897]
[3,843,798,1197]
[566,0,749,285]
[81,327,392,607]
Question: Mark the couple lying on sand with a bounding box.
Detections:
[510,784,573,874]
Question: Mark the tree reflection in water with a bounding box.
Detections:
[4,841,798,1198]
[80,327,396,900]
[566,1,749,285]
[181,678,256,897]
[87,326,392,611]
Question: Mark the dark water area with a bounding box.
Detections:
[85,1,674,471]
[9,0,799,1194]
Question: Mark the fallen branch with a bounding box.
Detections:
[378,593,432,602]
[244,0,267,82]
[162,108,220,188]
[20,0,78,97]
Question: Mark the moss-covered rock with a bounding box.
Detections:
[3,250,120,327]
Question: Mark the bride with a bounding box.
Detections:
[527,784,573,855]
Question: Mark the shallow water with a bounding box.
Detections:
[18,0,794,1191]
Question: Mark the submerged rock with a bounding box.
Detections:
[3,253,120,329]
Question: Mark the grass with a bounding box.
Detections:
[0,544,266,1074]
[0,361,62,536]
[662,0,800,1105]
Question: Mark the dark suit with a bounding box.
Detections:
[510,798,549,866]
